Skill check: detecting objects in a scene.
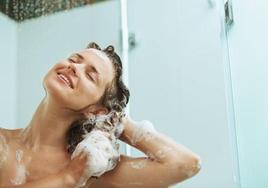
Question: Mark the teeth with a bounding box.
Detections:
[59,74,72,88]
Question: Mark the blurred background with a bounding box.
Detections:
[0,0,267,188]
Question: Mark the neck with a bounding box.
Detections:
[20,96,83,152]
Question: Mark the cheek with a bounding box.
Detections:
[43,68,68,97]
[83,88,99,103]
[43,63,60,84]
[43,73,60,97]
[80,84,104,105]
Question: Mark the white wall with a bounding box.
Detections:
[227,0,268,188]
[0,13,17,129]
[127,0,238,188]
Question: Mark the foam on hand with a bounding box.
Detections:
[70,111,124,188]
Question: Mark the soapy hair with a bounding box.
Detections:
[67,110,125,154]
[88,42,129,112]
[67,42,130,153]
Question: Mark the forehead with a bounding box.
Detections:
[79,48,110,63]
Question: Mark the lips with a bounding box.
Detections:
[57,72,74,89]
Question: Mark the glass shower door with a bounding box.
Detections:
[124,0,240,187]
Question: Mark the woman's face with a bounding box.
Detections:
[43,48,115,111]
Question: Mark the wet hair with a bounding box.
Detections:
[87,42,130,112]
[67,42,130,154]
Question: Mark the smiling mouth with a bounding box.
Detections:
[57,73,73,89]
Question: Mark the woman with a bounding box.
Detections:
[0,42,201,188]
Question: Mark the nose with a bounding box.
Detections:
[67,62,77,76]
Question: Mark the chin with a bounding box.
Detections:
[43,75,68,102]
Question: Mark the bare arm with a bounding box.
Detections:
[89,117,201,188]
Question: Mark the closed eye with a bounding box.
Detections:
[87,73,96,82]
[68,58,76,63]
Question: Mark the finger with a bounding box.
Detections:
[80,153,90,164]
[78,151,87,160]
[72,151,86,161]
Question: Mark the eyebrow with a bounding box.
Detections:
[69,53,85,61]
[74,53,85,60]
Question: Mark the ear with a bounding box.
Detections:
[82,105,109,118]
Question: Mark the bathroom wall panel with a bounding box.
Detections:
[127,0,237,187]
[0,13,17,129]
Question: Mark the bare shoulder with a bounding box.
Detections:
[0,127,23,154]
[0,127,21,143]
[0,127,11,143]
[88,154,171,188]
[0,127,19,156]
[0,127,23,185]
[0,127,14,173]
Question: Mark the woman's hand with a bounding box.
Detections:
[108,111,126,138]
[61,151,89,188]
